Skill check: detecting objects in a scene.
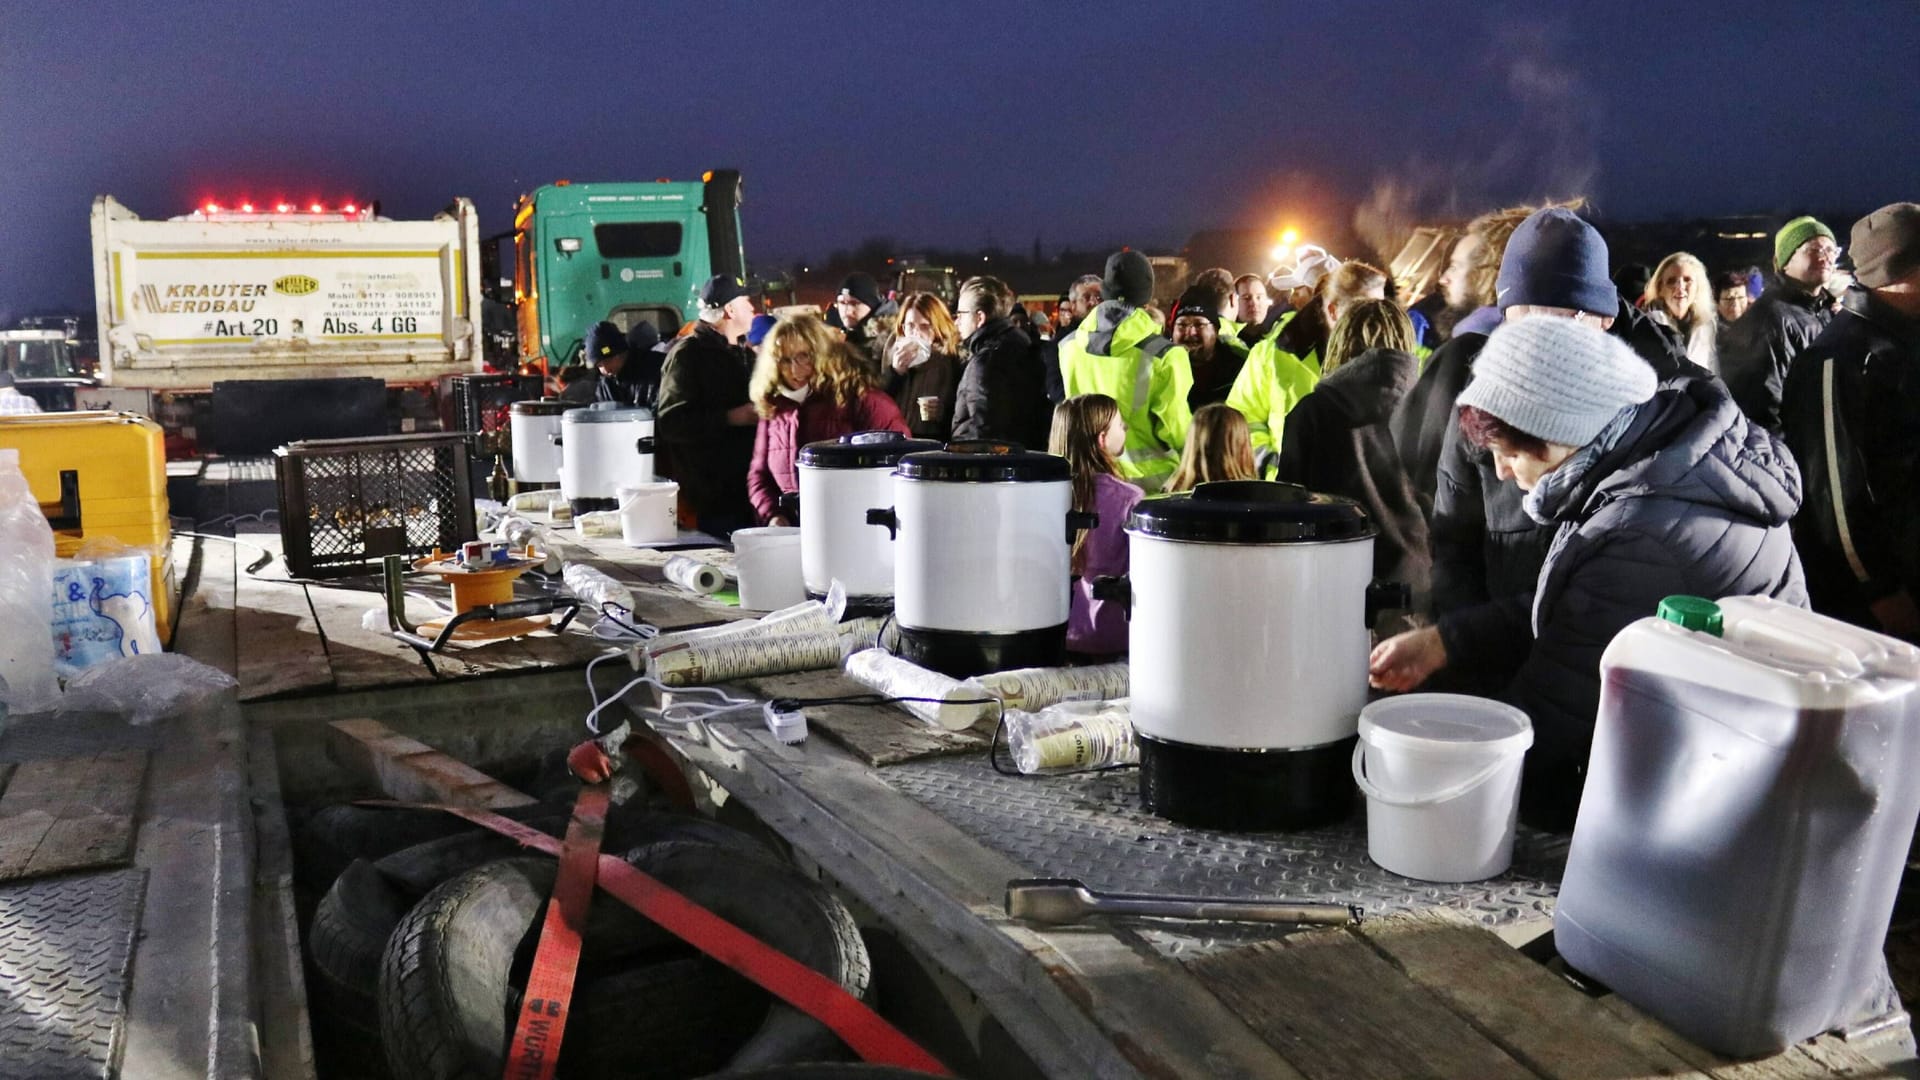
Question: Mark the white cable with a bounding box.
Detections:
[583,668,756,734]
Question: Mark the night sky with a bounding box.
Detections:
[4,0,1917,316]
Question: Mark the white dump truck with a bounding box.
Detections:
[89,195,484,452]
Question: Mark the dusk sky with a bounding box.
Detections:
[4,0,1917,316]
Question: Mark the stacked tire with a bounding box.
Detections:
[302,806,874,1079]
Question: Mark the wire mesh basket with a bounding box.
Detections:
[449,373,544,459]
[274,432,477,578]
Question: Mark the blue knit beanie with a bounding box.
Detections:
[1495,208,1617,316]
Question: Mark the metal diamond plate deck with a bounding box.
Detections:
[884,757,1567,946]
[0,868,147,1078]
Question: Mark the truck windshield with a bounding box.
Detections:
[2,341,75,379]
[594,223,683,259]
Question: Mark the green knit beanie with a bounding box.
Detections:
[1774,216,1835,271]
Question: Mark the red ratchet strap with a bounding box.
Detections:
[362,798,950,1076]
[501,784,608,1080]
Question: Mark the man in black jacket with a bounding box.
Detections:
[1783,203,1920,643]
[950,276,1048,447]
[1721,216,1840,432]
[1374,207,1702,694]
[654,276,760,536]
[1170,286,1247,409]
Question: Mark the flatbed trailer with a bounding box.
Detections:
[4,491,1910,1078]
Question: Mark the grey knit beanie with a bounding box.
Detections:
[1455,315,1656,447]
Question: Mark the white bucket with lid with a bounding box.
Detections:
[733,526,805,611]
[1353,694,1533,882]
[617,482,679,546]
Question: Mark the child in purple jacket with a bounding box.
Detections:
[1049,394,1144,656]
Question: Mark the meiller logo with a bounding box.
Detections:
[274,274,319,296]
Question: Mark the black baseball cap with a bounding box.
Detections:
[700,275,751,308]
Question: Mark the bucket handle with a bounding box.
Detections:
[1351,740,1513,808]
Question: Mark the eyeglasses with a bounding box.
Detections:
[781,351,815,365]
[954,308,978,318]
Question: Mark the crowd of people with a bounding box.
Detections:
[564,199,1920,833]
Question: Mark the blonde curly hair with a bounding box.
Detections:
[749,311,881,418]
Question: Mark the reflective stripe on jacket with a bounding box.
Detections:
[1225,336,1320,471]
[1059,302,1193,490]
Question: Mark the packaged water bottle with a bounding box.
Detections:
[1006,699,1136,775]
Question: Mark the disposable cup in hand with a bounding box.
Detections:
[917,395,941,421]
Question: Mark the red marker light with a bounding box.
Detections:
[275,203,293,213]
[240,202,254,213]
[205,202,221,213]
[309,202,325,213]
[342,203,357,214]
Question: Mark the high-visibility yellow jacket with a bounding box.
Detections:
[1059,303,1193,492]
[1226,336,1321,470]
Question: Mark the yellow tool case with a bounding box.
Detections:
[0,412,177,640]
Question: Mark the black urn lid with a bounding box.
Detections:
[1127,480,1374,543]
[894,441,1071,483]
[797,431,944,470]
[510,398,581,417]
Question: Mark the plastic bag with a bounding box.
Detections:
[52,543,161,678]
[0,449,59,712]
[60,653,238,725]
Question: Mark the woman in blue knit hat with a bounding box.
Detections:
[1372,315,1806,831]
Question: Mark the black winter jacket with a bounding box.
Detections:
[885,349,963,443]
[1275,349,1430,600]
[654,323,757,534]
[1782,288,1920,636]
[1512,379,1805,831]
[952,318,1048,448]
[1720,281,1834,433]
[1187,334,1250,410]
[844,300,899,382]
[1426,302,1707,686]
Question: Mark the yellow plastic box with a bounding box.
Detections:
[0,412,176,640]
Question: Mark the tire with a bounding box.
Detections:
[310,859,410,1033]
[380,845,870,1079]
[297,801,558,894]
[550,957,767,1078]
[618,842,871,1071]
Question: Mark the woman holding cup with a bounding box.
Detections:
[885,291,964,443]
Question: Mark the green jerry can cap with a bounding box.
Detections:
[1658,595,1724,636]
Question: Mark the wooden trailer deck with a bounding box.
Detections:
[5,516,1895,1078]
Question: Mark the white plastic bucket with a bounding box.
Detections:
[733,527,805,611]
[617,482,679,546]
[1353,694,1533,882]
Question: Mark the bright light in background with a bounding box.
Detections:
[1269,228,1303,264]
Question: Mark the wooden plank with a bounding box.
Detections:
[1356,909,1709,1079]
[541,531,742,631]
[0,750,148,881]
[735,668,991,767]
[1592,996,1879,1079]
[170,535,237,677]
[233,540,335,700]
[324,718,537,809]
[652,720,1305,1080]
[1186,928,1539,1080]
[300,580,439,692]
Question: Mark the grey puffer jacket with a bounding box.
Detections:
[1511,378,1806,831]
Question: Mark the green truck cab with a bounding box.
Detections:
[484,171,744,372]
